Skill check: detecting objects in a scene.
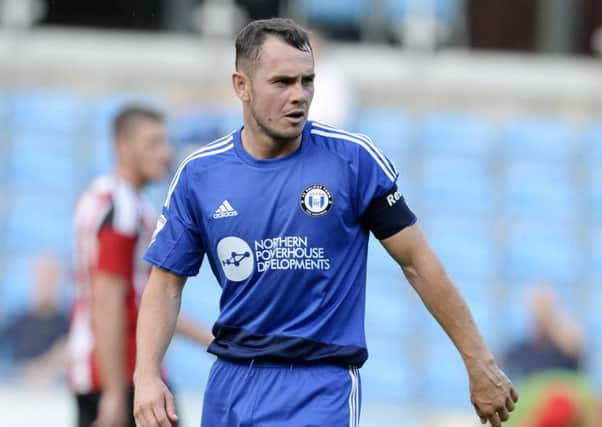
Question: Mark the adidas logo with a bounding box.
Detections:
[213,200,238,219]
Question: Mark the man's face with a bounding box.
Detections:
[245,36,315,141]
[125,119,171,183]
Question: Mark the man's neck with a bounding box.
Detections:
[241,117,302,160]
[115,164,145,190]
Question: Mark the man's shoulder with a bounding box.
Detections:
[177,132,237,174]
[308,121,374,157]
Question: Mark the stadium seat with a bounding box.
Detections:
[0,255,33,317]
[169,106,240,147]
[421,156,495,217]
[353,109,416,201]
[299,0,367,27]
[365,284,410,338]
[353,108,415,157]
[422,334,471,408]
[164,336,215,389]
[420,112,495,159]
[0,95,9,186]
[503,221,581,284]
[587,158,602,222]
[589,227,602,280]
[361,337,416,401]
[585,123,602,162]
[10,91,88,135]
[367,235,400,277]
[502,161,579,222]
[5,194,74,254]
[502,118,579,163]
[423,217,498,282]
[385,0,461,27]
[8,143,80,194]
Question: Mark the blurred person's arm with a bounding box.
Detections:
[21,336,68,384]
[92,271,128,427]
[175,315,213,348]
[133,266,184,427]
[538,302,584,359]
[91,224,139,427]
[381,223,518,427]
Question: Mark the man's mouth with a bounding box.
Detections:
[285,111,305,120]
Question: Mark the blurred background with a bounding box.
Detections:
[1,0,602,426]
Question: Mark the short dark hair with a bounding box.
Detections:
[235,18,312,70]
[113,104,164,138]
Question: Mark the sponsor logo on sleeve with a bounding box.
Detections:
[386,190,402,207]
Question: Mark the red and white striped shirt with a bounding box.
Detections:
[68,175,155,394]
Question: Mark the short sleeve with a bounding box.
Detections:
[97,227,136,278]
[354,136,400,215]
[144,165,204,276]
[354,135,417,239]
[96,188,138,278]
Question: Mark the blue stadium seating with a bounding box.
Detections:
[589,227,602,280]
[421,156,495,217]
[586,125,602,220]
[385,0,461,26]
[362,338,416,401]
[0,95,10,185]
[4,193,74,254]
[300,0,367,27]
[421,112,494,158]
[423,217,498,282]
[0,255,33,316]
[169,106,240,147]
[10,91,87,135]
[353,109,416,200]
[503,221,581,284]
[422,332,471,408]
[586,123,602,161]
[502,118,579,162]
[502,161,579,222]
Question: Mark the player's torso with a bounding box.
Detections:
[69,175,155,392]
[73,175,154,299]
[190,128,368,337]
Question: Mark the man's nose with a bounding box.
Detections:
[290,81,308,104]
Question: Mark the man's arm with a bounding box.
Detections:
[134,266,185,427]
[380,223,518,427]
[91,272,129,427]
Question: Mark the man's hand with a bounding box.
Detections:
[133,375,178,427]
[468,357,518,427]
[93,389,128,427]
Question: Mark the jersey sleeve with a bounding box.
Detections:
[354,135,417,239]
[96,191,138,278]
[144,164,205,276]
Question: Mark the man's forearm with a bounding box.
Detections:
[134,268,184,379]
[92,274,127,393]
[402,256,491,365]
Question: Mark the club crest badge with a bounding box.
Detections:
[300,184,333,216]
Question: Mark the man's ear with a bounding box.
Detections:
[232,71,251,102]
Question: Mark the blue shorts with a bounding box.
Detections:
[201,358,361,427]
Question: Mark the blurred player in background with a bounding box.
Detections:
[68,105,213,427]
[134,18,517,427]
[0,253,68,385]
[502,285,585,380]
[501,285,600,427]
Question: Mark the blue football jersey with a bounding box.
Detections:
[145,121,414,367]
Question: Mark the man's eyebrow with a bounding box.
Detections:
[269,72,315,81]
